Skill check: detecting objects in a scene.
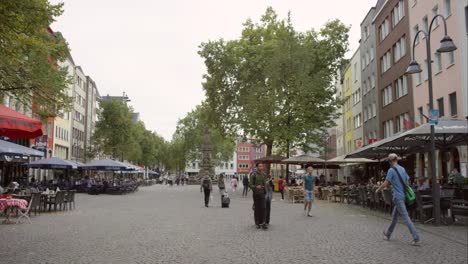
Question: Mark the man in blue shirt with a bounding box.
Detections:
[376,153,420,246]
[303,165,317,217]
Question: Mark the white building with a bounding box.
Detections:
[71,66,87,162]
[186,152,237,178]
[351,47,363,150]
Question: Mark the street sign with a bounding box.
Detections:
[429,109,439,125]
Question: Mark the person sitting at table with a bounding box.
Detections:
[417,176,430,191]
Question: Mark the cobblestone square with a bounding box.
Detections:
[1,185,467,264]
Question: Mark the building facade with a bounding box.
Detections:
[410,0,468,179]
[85,76,99,160]
[236,141,267,179]
[185,151,237,178]
[343,65,353,154]
[361,1,384,146]
[375,0,415,139]
[351,48,363,150]
[71,66,87,161]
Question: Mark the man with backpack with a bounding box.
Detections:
[200,172,212,207]
[376,153,420,246]
[250,163,267,230]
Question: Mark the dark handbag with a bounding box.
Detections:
[392,167,416,206]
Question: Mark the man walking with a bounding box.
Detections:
[200,172,212,207]
[242,174,249,197]
[303,166,316,217]
[376,153,420,246]
[250,163,267,229]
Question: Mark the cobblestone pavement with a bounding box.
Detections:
[1,185,467,264]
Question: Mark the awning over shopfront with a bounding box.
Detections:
[0,105,43,139]
[346,118,468,159]
[27,157,77,169]
[327,155,378,164]
[0,139,44,157]
[282,155,326,165]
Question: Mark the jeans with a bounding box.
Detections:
[203,189,210,206]
[280,189,284,200]
[243,185,249,196]
[386,198,419,241]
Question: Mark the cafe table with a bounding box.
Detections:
[0,198,28,224]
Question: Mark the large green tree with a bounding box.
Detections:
[173,103,235,166]
[92,99,135,161]
[0,0,72,118]
[199,7,349,158]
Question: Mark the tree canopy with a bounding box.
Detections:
[0,0,72,118]
[171,103,235,172]
[199,7,349,156]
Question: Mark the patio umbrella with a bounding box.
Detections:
[27,157,77,169]
[0,139,44,157]
[383,118,468,153]
[0,105,43,139]
[254,155,287,164]
[81,159,131,171]
[345,133,409,159]
[282,155,326,165]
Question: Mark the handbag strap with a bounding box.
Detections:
[391,167,407,194]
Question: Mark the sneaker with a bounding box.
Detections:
[411,240,420,246]
[262,224,268,230]
[256,225,261,229]
[383,231,390,241]
[205,204,208,207]
[307,213,313,217]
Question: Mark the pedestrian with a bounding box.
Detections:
[278,176,285,200]
[376,153,420,246]
[250,163,267,230]
[265,174,273,226]
[242,174,249,197]
[200,172,212,207]
[231,176,238,192]
[303,166,317,217]
[218,174,226,201]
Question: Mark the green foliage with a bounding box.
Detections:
[172,103,235,170]
[199,7,349,155]
[0,0,72,118]
[92,99,169,169]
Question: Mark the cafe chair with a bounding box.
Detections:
[17,194,36,224]
[415,191,434,224]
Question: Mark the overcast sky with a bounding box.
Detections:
[51,0,377,140]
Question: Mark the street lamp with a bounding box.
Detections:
[405,14,457,225]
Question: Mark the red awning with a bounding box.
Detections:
[0,105,43,139]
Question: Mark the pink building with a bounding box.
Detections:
[409,0,467,179]
[236,142,266,179]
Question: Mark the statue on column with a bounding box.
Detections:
[198,128,215,181]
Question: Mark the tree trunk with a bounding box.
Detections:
[265,140,273,176]
[286,139,290,184]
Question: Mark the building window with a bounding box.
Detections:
[413,25,420,45]
[372,103,376,117]
[379,19,390,41]
[371,74,376,89]
[418,107,424,125]
[370,47,375,61]
[395,75,408,99]
[383,85,393,106]
[434,52,442,72]
[423,60,428,81]
[422,16,429,33]
[384,119,394,138]
[239,155,249,160]
[392,0,405,27]
[437,97,445,117]
[238,164,249,169]
[444,0,451,17]
[238,147,249,152]
[432,5,439,27]
[449,92,457,117]
[396,113,410,133]
[447,51,455,65]
[381,51,391,74]
[393,36,406,63]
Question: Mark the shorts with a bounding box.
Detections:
[305,190,315,202]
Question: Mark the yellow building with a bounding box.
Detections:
[343,64,353,154]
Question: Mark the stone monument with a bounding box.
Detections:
[198,128,215,181]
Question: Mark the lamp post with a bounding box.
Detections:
[405,14,457,225]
